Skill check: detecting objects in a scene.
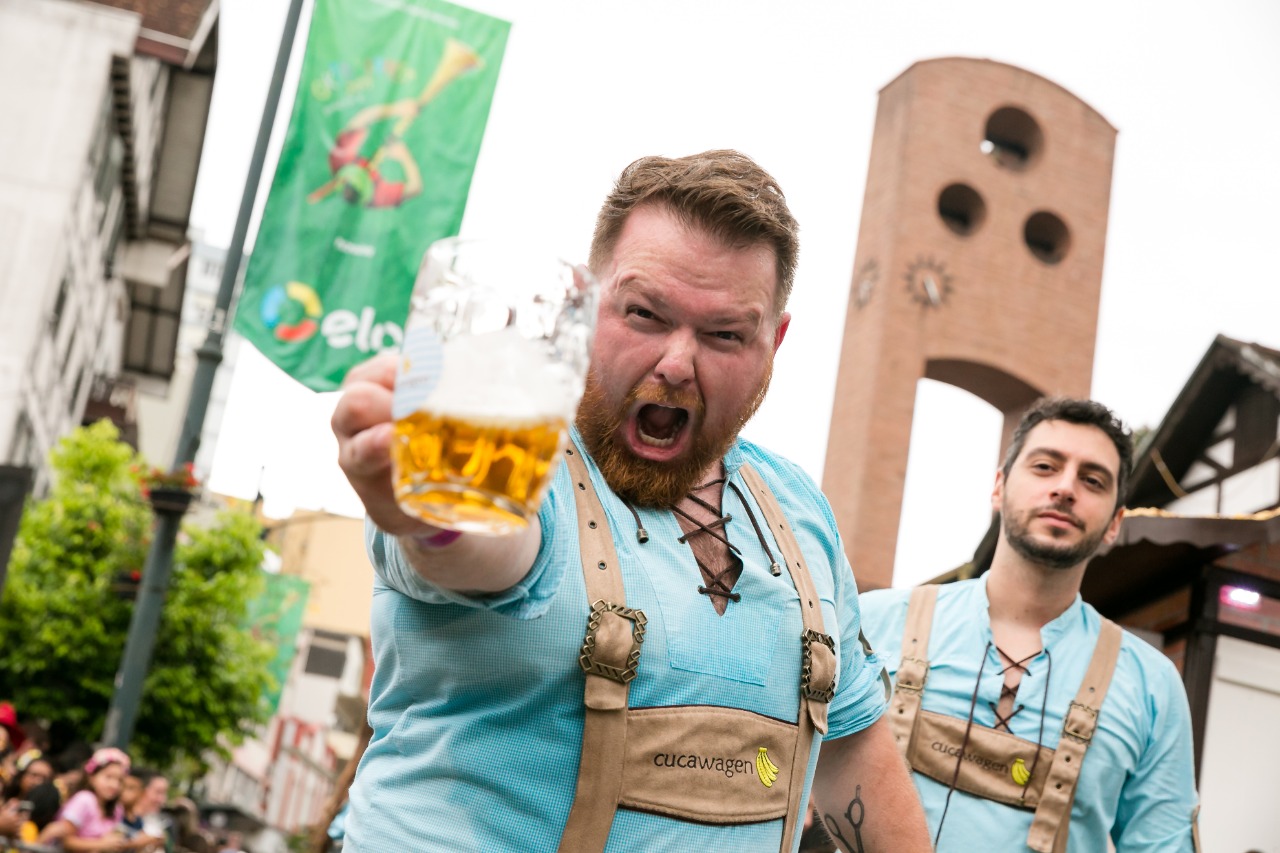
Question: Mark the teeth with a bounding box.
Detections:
[635,402,687,448]
[638,431,676,448]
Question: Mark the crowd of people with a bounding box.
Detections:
[0,710,248,853]
[0,718,170,853]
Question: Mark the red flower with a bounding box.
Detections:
[138,465,202,493]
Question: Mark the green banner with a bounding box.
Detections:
[245,573,312,714]
[235,0,510,391]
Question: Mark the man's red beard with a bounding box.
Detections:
[575,361,774,508]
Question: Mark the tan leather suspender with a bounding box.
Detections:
[1026,618,1122,853]
[888,585,938,756]
[738,463,837,852]
[892,584,1124,853]
[557,448,836,853]
[559,446,645,852]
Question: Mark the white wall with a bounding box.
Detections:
[1220,457,1280,517]
[1199,635,1280,851]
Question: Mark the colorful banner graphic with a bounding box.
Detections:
[234,0,510,390]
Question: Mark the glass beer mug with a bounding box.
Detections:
[390,237,598,534]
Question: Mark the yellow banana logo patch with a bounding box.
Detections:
[756,747,780,788]
[1011,757,1031,787]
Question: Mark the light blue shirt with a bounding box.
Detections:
[346,431,887,852]
[859,576,1199,852]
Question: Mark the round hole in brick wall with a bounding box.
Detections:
[1024,211,1070,264]
[981,106,1043,170]
[937,183,986,236]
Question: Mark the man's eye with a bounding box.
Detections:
[711,331,742,342]
[627,306,658,321]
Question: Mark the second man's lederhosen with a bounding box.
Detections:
[556,446,838,853]
[889,584,1122,853]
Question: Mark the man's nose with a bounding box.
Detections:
[1049,470,1077,503]
[654,332,696,386]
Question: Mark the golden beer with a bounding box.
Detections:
[391,236,597,533]
[392,409,567,534]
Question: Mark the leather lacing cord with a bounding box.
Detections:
[725,481,783,577]
[619,476,783,606]
[989,645,1038,731]
[933,642,1054,849]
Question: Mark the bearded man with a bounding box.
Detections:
[332,150,930,853]
[859,398,1201,852]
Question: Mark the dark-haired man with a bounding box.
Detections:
[860,397,1200,852]
[333,150,930,852]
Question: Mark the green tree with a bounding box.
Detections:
[0,421,276,774]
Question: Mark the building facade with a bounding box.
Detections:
[0,0,217,493]
[201,510,375,838]
[1101,335,1280,851]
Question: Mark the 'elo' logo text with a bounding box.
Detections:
[261,282,403,352]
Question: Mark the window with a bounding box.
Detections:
[103,201,125,279]
[982,106,1043,170]
[937,183,987,236]
[1023,211,1071,264]
[69,367,87,417]
[49,273,70,334]
[303,630,350,679]
[62,310,77,370]
[96,136,123,227]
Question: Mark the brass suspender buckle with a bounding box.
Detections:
[801,628,837,703]
[894,657,929,694]
[1061,701,1100,744]
[579,599,647,684]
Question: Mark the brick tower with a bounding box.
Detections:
[822,58,1117,590]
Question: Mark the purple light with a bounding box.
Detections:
[1221,586,1262,610]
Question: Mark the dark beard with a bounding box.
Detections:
[575,362,773,508]
[1002,502,1108,570]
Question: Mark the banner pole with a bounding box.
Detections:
[103,0,309,750]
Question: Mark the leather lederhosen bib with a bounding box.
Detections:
[888,584,1123,853]
[556,447,837,853]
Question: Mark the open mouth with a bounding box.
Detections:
[636,403,689,448]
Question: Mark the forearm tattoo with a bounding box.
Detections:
[823,784,866,853]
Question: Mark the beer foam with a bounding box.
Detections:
[425,327,583,421]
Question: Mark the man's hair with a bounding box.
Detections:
[589,150,800,316]
[1002,397,1135,509]
[129,766,159,787]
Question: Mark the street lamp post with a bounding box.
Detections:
[102,0,307,750]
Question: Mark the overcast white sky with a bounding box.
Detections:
[195,0,1280,588]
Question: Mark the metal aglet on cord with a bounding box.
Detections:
[725,481,783,578]
[622,500,650,544]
